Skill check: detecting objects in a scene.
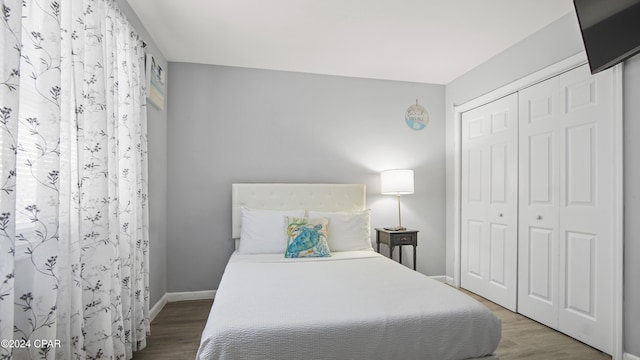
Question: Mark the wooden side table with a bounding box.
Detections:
[375,228,418,270]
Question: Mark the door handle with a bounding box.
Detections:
[537,215,542,220]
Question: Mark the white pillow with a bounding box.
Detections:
[308,209,372,252]
[238,207,305,254]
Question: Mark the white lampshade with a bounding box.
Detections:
[381,169,414,195]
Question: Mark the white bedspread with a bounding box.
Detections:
[196,251,501,360]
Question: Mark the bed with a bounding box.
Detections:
[196,184,501,360]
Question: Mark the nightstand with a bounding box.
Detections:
[375,228,418,270]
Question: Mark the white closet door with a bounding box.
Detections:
[518,65,614,353]
[461,94,518,311]
[517,76,561,328]
[557,65,613,353]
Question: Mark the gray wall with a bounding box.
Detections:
[166,63,446,292]
[117,0,169,307]
[445,13,640,358]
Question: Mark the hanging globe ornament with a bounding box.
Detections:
[405,99,428,131]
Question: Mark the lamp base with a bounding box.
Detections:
[384,226,407,231]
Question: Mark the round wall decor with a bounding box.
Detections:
[405,100,428,130]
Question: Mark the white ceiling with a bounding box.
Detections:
[125,0,575,84]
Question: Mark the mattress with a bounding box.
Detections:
[196,250,501,360]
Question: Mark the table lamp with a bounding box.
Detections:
[381,169,414,231]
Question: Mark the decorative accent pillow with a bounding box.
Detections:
[238,207,305,254]
[308,209,372,252]
[284,217,331,258]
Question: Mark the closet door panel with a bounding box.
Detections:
[557,65,613,354]
[518,77,561,328]
[462,114,489,286]
[465,219,483,277]
[527,227,554,301]
[489,223,507,286]
[564,231,595,316]
[490,143,508,203]
[528,132,554,204]
[518,65,614,354]
[565,124,596,206]
[461,94,518,311]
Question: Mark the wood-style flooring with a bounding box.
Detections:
[133,299,212,360]
[133,290,611,360]
[461,289,611,360]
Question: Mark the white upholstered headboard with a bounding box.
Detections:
[232,183,366,239]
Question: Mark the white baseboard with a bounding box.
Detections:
[430,275,455,285]
[430,275,455,284]
[166,290,216,302]
[624,353,640,360]
[149,294,167,322]
[149,290,216,322]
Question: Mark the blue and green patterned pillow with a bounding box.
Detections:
[284,217,331,258]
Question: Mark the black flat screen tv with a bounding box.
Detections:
[573,0,640,74]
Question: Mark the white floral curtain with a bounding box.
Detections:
[1,0,149,358]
